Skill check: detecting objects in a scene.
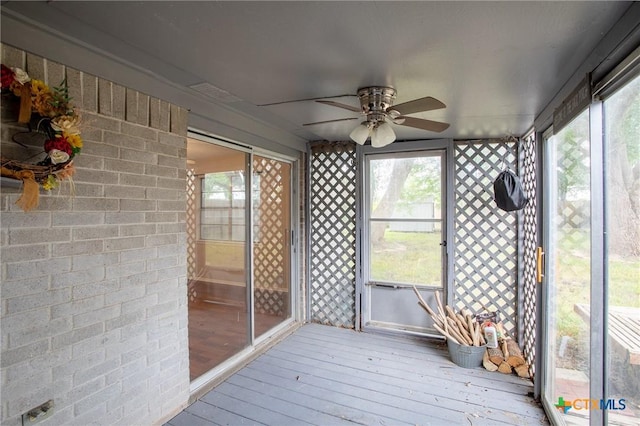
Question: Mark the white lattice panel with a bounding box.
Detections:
[186,168,198,302]
[253,156,290,316]
[454,140,518,336]
[309,142,357,328]
[520,133,538,381]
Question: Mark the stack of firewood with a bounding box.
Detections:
[482,322,530,378]
[412,287,530,378]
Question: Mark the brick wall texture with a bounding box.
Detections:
[1,44,190,425]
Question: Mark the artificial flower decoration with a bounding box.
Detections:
[1,64,15,88]
[66,134,83,153]
[51,114,81,135]
[12,67,31,85]
[44,137,73,157]
[1,63,83,211]
[49,149,70,165]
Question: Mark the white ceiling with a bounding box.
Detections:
[1,1,633,147]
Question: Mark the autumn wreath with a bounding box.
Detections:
[1,64,83,211]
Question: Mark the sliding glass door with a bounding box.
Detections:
[186,137,294,382]
[543,110,592,424]
[252,155,292,339]
[603,73,639,425]
[542,70,639,425]
[187,141,250,380]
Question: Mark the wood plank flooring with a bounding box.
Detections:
[169,323,548,425]
[189,301,286,380]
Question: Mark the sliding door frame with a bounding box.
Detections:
[540,55,639,425]
[187,130,300,394]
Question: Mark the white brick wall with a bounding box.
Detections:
[1,44,190,425]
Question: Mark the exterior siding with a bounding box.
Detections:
[1,44,190,425]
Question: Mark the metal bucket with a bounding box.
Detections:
[447,340,486,368]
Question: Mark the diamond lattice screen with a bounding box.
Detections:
[557,135,590,231]
[520,133,538,380]
[253,156,289,316]
[186,168,197,302]
[453,140,518,335]
[309,142,357,328]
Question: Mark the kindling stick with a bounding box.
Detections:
[434,324,460,345]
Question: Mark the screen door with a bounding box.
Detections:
[363,150,446,334]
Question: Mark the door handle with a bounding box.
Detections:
[536,247,544,283]
[373,283,399,289]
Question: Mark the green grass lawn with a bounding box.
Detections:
[371,229,640,339]
[370,231,442,285]
[555,229,640,337]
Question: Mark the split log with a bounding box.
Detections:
[477,323,486,345]
[487,346,504,365]
[482,350,499,372]
[515,363,531,379]
[498,361,513,374]
[496,322,508,339]
[501,339,509,359]
[506,339,526,367]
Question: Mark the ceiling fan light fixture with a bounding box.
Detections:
[308,86,449,144]
[349,122,371,145]
[371,122,396,148]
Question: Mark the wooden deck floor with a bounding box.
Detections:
[167,323,548,426]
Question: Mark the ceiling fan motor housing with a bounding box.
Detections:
[305,86,448,137]
[357,86,396,123]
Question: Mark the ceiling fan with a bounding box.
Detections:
[304,86,450,147]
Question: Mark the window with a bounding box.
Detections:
[367,152,444,286]
[200,171,247,241]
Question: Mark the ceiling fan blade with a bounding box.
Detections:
[302,117,358,126]
[257,94,356,106]
[316,100,362,113]
[391,96,446,115]
[396,116,450,133]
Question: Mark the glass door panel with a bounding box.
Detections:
[544,110,591,424]
[186,140,249,380]
[253,156,292,338]
[604,73,640,424]
[365,151,445,333]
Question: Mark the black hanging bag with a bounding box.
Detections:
[493,169,528,211]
